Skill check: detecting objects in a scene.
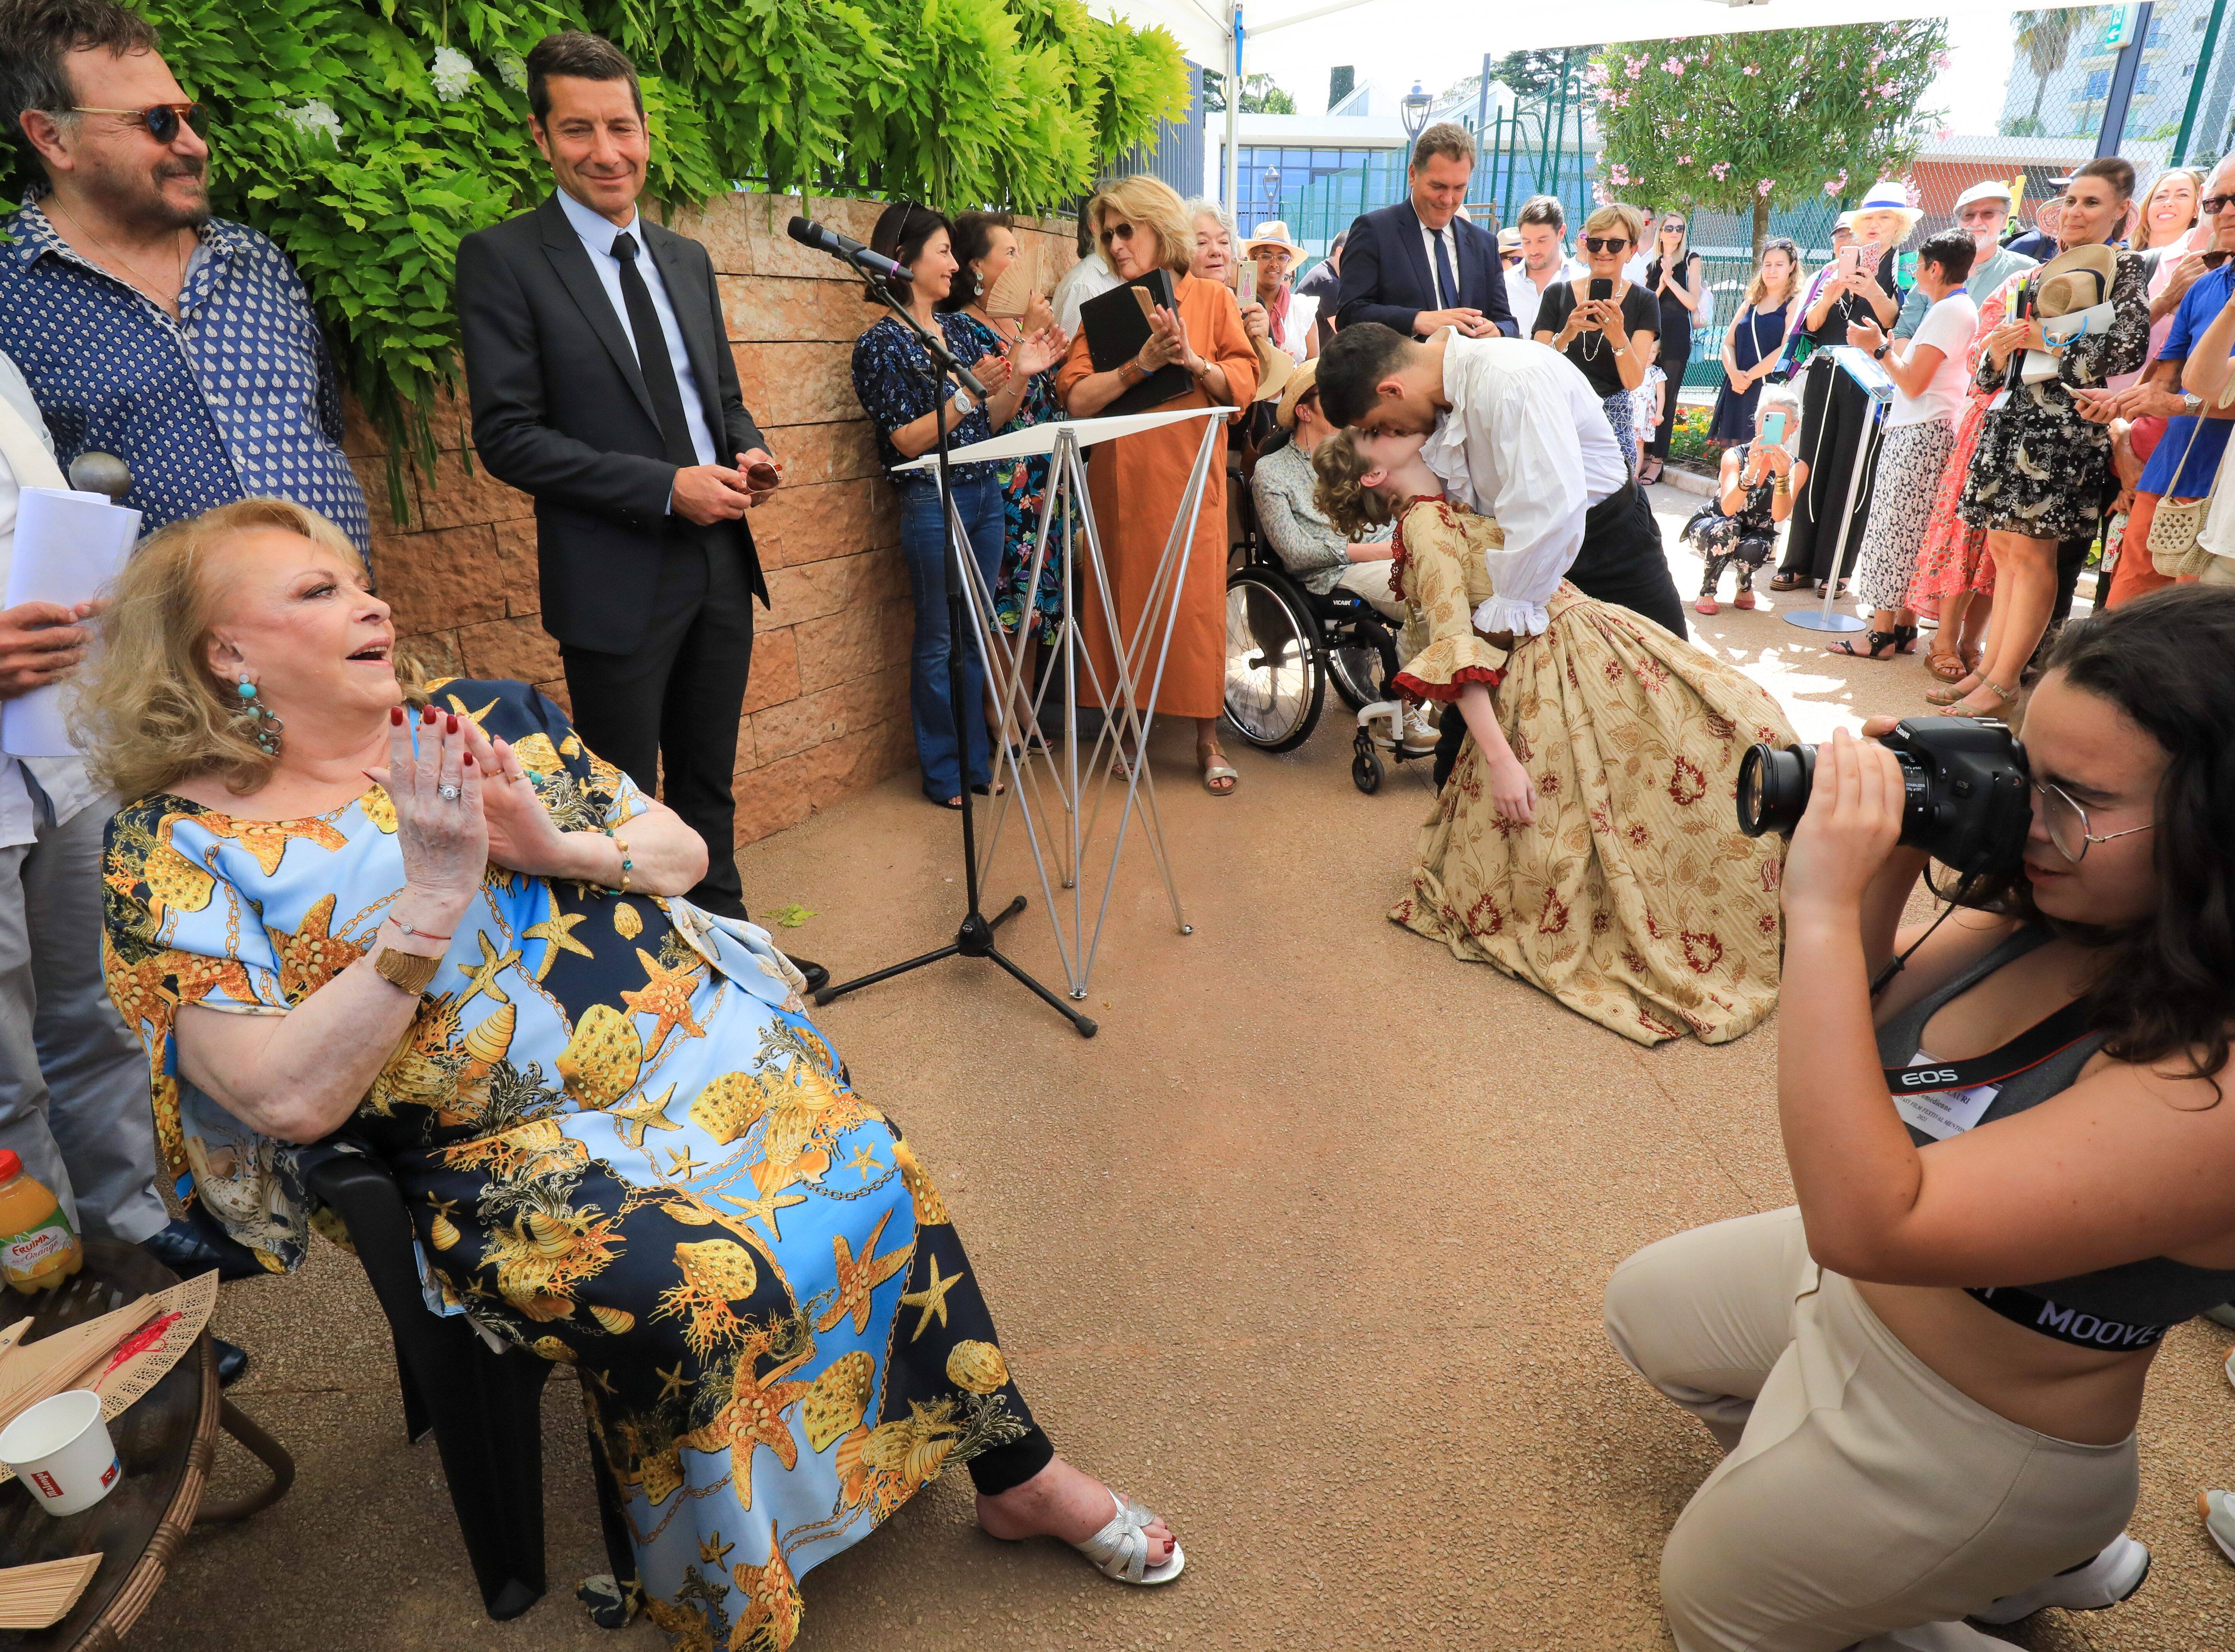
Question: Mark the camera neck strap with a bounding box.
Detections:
[1884,998,2097,1096]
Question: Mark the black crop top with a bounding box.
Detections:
[1532,280,1661,398]
[1874,925,2235,1347]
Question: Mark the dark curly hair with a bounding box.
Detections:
[2035,587,2235,1087]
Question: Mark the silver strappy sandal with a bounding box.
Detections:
[1071,1489,1186,1585]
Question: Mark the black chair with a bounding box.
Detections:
[299,1143,638,1623]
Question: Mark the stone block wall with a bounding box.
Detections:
[350,189,1079,846]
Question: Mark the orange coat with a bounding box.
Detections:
[1055,274,1258,719]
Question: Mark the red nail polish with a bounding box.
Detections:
[463,752,474,766]
[446,714,459,733]
[390,707,404,725]
[422,706,437,724]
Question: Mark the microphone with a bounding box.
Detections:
[787,215,913,283]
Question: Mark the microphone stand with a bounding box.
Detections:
[808,264,1096,1037]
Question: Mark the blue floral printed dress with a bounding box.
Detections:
[101,678,1039,1649]
[947,313,1065,645]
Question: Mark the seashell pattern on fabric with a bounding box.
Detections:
[556,1003,642,1105]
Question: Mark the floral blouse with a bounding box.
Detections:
[851,313,1000,483]
[1389,498,1520,702]
[1972,250,2149,404]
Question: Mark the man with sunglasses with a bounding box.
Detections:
[0,0,369,554]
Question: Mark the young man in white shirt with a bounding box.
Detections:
[1503,194,1589,340]
[1315,320,1686,785]
[1837,228,1981,658]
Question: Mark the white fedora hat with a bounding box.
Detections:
[1853,178,1924,237]
[1953,178,2016,212]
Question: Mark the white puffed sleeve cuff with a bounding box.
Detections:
[1472,594,1550,637]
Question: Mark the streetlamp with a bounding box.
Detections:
[1262,164,1283,224]
[1401,80,1433,138]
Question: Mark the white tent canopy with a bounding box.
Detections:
[1091,0,2107,208]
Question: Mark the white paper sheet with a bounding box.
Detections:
[1,488,141,758]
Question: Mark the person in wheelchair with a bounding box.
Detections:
[1249,362,1436,751]
[1312,428,1792,1045]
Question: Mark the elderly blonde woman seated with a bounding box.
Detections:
[79,499,1181,1645]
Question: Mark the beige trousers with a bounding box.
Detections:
[1604,1208,2138,1652]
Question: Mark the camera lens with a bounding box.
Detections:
[1736,742,1816,837]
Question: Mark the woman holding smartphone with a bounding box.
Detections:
[1535,203,1659,471]
[1684,391,1806,613]
[1770,183,1918,594]
[1612,588,2235,1650]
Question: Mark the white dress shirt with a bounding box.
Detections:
[1504,256,1590,340]
[1420,333,1631,638]
[1054,251,1122,335]
[555,188,718,467]
[0,354,99,846]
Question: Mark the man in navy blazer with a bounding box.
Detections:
[1336,123,1515,341]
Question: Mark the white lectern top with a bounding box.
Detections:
[891,403,1231,472]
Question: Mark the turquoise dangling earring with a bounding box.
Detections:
[234,679,284,757]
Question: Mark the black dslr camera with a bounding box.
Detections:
[1736,718,2032,883]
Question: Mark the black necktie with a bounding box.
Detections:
[1432,227,1458,313]
[609,231,700,471]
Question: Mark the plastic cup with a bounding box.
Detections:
[0,1391,119,1516]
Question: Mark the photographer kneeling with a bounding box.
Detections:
[1607,587,2235,1651]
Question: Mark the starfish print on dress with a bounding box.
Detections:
[899,1254,966,1342]
[198,812,349,877]
[607,1083,682,1149]
[657,1362,691,1403]
[440,692,501,733]
[621,947,705,1059]
[264,892,366,1003]
[847,1142,881,1177]
[687,1362,814,1511]
[523,909,593,980]
[814,1208,913,1335]
[455,931,521,1012]
[722,1187,807,1244]
[730,1519,804,1650]
[698,1531,734,1569]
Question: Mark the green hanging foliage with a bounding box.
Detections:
[2,0,1188,520]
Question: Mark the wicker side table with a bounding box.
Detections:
[0,1239,291,1650]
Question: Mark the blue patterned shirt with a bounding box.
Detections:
[850,314,999,483]
[0,199,370,550]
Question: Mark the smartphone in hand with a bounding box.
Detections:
[1588,277,1614,304]
[1762,411,1787,446]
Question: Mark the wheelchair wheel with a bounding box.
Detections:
[1351,728,1383,794]
[1326,643,1385,712]
[1224,570,1324,752]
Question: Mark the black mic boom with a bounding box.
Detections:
[786,215,913,283]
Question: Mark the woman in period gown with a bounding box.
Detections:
[1312,431,1794,1046]
[87,500,1182,1651]
[1056,175,1257,794]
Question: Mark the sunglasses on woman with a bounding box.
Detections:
[1584,236,1630,255]
[2034,778,2153,863]
[60,101,208,144]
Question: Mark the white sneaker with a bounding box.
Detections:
[1400,707,1440,754]
[1968,1532,2151,1624]
[2203,1490,2235,1565]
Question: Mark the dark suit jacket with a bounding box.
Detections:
[1334,200,1515,339]
[457,193,769,656]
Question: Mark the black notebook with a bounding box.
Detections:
[1078,270,1192,417]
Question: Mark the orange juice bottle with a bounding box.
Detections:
[0,1152,82,1295]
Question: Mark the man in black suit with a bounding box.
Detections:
[1335,122,1515,342]
[457,32,822,987]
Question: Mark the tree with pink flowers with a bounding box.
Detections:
[1591,22,1947,258]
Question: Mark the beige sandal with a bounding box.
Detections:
[1201,758,1238,796]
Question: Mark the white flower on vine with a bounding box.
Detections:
[283,99,344,149]
[493,48,527,93]
[431,46,479,102]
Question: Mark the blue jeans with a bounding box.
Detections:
[898,473,1005,799]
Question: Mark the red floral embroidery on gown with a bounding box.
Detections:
[1386,499,1794,1046]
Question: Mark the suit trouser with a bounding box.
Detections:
[1604,1208,2136,1652]
[561,523,754,921]
[0,793,166,1241]
[1433,481,1684,788]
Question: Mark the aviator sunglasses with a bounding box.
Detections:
[59,101,208,143]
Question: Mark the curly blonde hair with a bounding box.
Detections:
[72,497,426,802]
[1309,429,1396,540]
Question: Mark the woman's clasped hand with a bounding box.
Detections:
[366,706,487,910]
